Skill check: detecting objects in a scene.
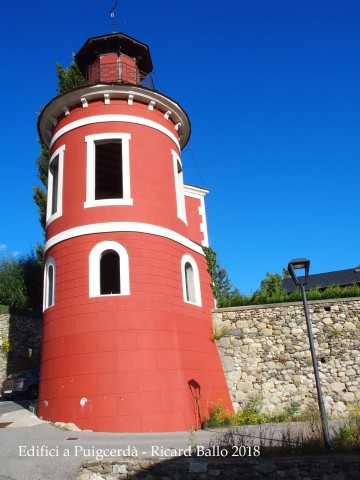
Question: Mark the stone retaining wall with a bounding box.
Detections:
[212,298,360,417]
[76,454,359,479]
[0,311,42,379]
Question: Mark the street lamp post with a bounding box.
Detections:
[287,258,331,451]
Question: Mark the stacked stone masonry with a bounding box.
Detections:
[0,312,42,379]
[76,455,360,480]
[212,298,360,417]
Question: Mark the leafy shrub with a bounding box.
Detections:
[203,398,316,429]
[1,338,12,355]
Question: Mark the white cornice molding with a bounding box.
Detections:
[184,184,209,197]
[49,114,181,151]
[44,222,205,256]
[39,84,190,149]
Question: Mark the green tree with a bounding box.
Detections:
[33,140,49,233]
[21,252,43,310]
[260,272,285,297]
[56,57,87,95]
[0,253,43,310]
[33,59,86,260]
[203,246,242,305]
[0,256,27,308]
[282,267,290,278]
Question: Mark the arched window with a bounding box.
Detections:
[181,254,201,306]
[43,257,56,310]
[89,241,130,297]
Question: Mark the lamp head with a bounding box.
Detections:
[288,258,310,287]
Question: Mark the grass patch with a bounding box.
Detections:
[205,402,360,454]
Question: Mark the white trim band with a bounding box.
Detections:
[44,222,205,256]
[50,114,180,151]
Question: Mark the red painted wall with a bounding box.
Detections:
[185,195,205,245]
[47,100,188,241]
[39,233,231,431]
[40,93,233,432]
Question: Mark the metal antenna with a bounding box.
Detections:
[110,0,119,33]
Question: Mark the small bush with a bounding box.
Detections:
[1,338,12,355]
[331,406,360,451]
[211,327,229,341]
[203,396,271,428]
[217,284,360,308]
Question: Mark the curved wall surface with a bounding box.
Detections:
[38,85,233,432]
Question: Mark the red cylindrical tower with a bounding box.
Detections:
[37,33,232,432]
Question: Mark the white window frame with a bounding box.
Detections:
[89,240,130,297]
[172,150,187,224]
[84,133,133,208]
[43,256,56,310]
[46,145,65,226]
[181,254,202,306]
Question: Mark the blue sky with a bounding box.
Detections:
[1,0,359,294]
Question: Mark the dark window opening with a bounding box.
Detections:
[100,250,120,294]
[48,265,54,306]
[51,159,59,215]
[95,142,123,200]
[185,262,195,303]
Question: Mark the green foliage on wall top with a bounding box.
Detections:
[219,283,360,308]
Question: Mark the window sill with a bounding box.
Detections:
[46,211,62,227]
[84,199,134,208]
[90,293,130,298]
[184,300,202,307]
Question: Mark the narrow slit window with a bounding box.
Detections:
[95,142,123,200]
[50,159,59,215]
[46,145,64,225]
[43,257,56,310]
[100,250,120,294]
[172,150,187,223]
[185,262,195,303]
[47,265,54,306]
